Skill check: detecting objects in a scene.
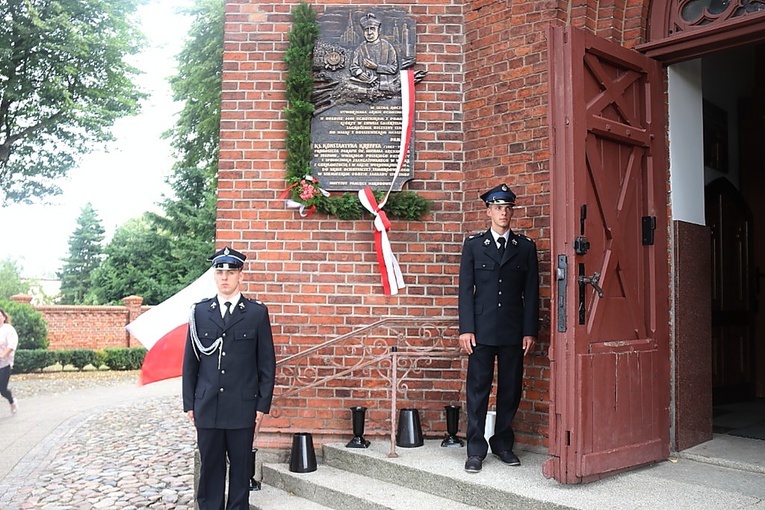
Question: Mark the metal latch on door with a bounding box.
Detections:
[578,272,604,297]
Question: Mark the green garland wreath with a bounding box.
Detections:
[283,2,429,221]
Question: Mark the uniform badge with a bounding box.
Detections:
[484,239,491,246]
[511,239,518,246]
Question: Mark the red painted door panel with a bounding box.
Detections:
[545,26,670,484]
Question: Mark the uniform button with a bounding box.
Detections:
[222,333,226,337]
[219,388,224,393]
[498,279,503,283]
[498,303,502,307]
[222,351,226,356]
[221,369,226,375]
[498,291,502,295]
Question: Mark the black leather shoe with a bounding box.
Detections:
[493,450,521,466]
[464,455,483,473]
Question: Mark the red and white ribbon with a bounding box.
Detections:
[358,188,405,295]
[358,69,415,295]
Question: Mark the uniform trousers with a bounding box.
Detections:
[465,343,524,457]
[196,426,254,510]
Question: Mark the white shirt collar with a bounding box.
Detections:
[490,229,509,246]
[217,293,241,315]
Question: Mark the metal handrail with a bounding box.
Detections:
[273,316,462,457]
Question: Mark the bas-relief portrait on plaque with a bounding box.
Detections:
[310,8,424,192]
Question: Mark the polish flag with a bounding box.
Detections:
[126,268,217,385]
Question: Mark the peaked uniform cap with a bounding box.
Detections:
[208,246,246,269]
[480,183,516,206]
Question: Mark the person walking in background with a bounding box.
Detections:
[458,184,539,473]
[0,307,19,415]
[182,246,276,510]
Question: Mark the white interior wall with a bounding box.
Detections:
[668,60,705,226]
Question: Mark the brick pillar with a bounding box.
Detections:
[122,295,144,348]
[10,294,33,305]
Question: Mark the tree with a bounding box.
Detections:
[151,0,223,281]
[80,0,223,304]
[0,300,48,350]
[152,164,217,280]
[0,258,31,299]
[0,0,146,204]
[59,203,105,304]
[166,0,223,175]
[86,214,180,305]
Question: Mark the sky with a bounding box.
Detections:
[0,0,194,280]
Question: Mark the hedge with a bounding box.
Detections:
[13,350,59,373]
[0,300,49,350]
[12,347,148,374]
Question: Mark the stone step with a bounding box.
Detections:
[248,484,334,510]
[257,439,570,510]
[262,460,477,510]
[254,438,765,510]
[321,440,565,510]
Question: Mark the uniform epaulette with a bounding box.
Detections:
[244,296,267,308]
[467,232,486,241]
[197,296,215,306]
[514,234,535,244]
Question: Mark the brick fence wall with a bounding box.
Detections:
[10,294,148,351]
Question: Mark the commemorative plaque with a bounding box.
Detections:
[311,8,419,191]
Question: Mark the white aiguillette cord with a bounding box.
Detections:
[188,306,224,369]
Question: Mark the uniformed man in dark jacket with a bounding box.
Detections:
[182,246,276,509]
[458,184,539,473]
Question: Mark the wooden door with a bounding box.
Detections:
[706,177,756,403]
[544,26,670,484]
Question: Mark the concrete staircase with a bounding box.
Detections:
[246,436,765,510]
[248,439,572,510]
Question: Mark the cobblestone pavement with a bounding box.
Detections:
[10,370,149,397]
[0,371,196,510]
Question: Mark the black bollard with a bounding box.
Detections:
[396,408,424,448]
[346,406,371,448]
[441,405,464,447]
[289,432,318,473]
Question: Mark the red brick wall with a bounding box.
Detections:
[221,0,471,449]
[461,0,559,449]
[220,0,652,449]
[11,295,148,351]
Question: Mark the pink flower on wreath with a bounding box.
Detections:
[299,180,316,201]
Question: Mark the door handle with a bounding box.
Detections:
[578,272,604,298]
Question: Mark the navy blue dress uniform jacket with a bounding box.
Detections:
[182,296,276,430]
[458,229,539,345]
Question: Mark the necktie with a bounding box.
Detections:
[223,301,232,326]
[497,236,506,257]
